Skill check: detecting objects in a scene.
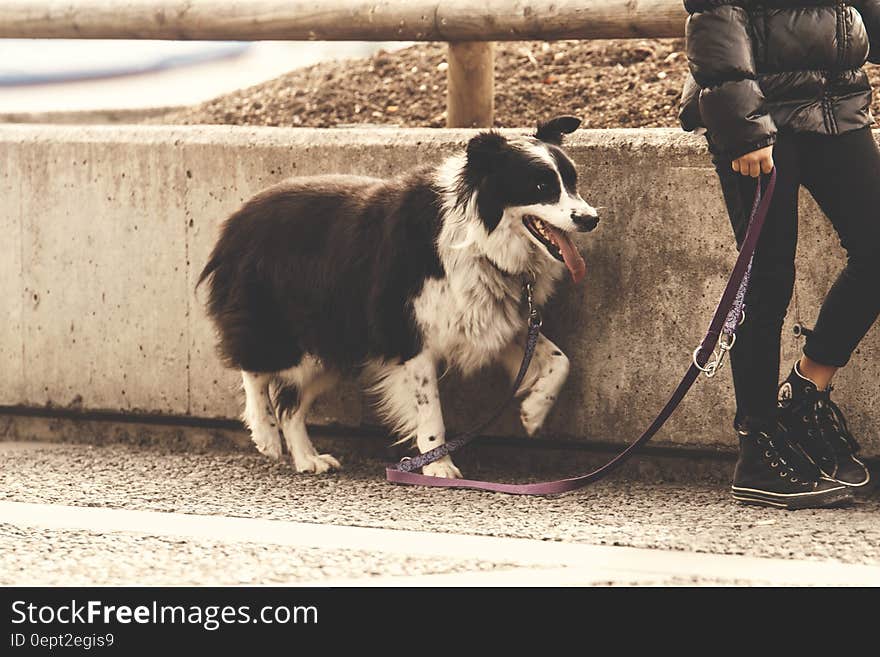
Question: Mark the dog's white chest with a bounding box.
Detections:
[413,274,526,375]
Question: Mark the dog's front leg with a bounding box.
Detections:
[375,352,462,479]
[500,333,570,436]
[408,353,463,479]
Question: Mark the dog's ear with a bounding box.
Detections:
[465,131,507,233]
[465,130,507,182]
[476,179,504,233]
[535,116,581,145]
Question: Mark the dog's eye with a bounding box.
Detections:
[536,183,548,192]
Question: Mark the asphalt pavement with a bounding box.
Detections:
[1,440,878,586]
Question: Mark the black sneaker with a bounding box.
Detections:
[731,428,853,509]
[778,363,871,490]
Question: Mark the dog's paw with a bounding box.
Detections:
[520,394,555,437]
[422,457,463,479]
[251,428,284,460]
[294,453,342,474]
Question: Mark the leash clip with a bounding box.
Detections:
[693,332,736,379]
[397,456,414,472]
[523,275,543,329]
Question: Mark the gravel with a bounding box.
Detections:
[2,442,878,566]
[153,39,880,131]
[154,39,689,129]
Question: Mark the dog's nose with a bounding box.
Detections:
[572,212,599,232]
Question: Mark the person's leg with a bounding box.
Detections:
[710,133,800,430]
[776,126,880,488]
[798,356,836,390]
[799,126,880,371]
[709,133,851,508]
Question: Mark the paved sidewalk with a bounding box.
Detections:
[1,441,878,585]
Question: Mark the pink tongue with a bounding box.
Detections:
[546,225,586,283]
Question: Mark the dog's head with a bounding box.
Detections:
[456,116,598,282]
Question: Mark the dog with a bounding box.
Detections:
[197,116,599,478]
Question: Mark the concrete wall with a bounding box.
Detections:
[1,125,877,455]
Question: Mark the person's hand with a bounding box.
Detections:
[732,145,774,177]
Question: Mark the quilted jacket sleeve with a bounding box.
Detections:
[855,0,880,64]
[685,2,777,159]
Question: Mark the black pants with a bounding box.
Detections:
[710,126,880,428]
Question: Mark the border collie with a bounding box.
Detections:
[198,116,599,478]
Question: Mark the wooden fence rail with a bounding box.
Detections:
[0,0,688,127]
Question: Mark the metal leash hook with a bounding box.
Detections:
[523,273,542,330]
[693,304,745,378]
[693,331,736,378]
[713,331,736,373]
[692,347,718,377]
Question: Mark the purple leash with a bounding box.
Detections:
[387,168,777,495]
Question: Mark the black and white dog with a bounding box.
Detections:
[198,116,599,478]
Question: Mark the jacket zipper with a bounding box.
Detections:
[825,2,846,135]
[823,89,838,134]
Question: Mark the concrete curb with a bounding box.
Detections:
[1,125,877,455]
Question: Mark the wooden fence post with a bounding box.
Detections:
[446,41,494,128]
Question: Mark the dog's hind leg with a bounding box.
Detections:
[368,351,461,479]
[500,333,570,436]
[276,356,341,474]
[241,371,284,460]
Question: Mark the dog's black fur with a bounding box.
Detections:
[198,172,445,372]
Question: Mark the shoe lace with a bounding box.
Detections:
[811,387,860,457]
[755,431,809,483]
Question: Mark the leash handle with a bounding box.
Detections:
[388,169,777,494]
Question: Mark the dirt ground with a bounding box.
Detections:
[156,38,880,130]
[154,39,689,129]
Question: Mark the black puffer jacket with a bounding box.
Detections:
[680,0,880,159]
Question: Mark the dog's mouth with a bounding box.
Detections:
[522,215,586,283]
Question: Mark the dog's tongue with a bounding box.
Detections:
[546,225,586,283]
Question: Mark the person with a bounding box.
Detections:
[680,0,879,508]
